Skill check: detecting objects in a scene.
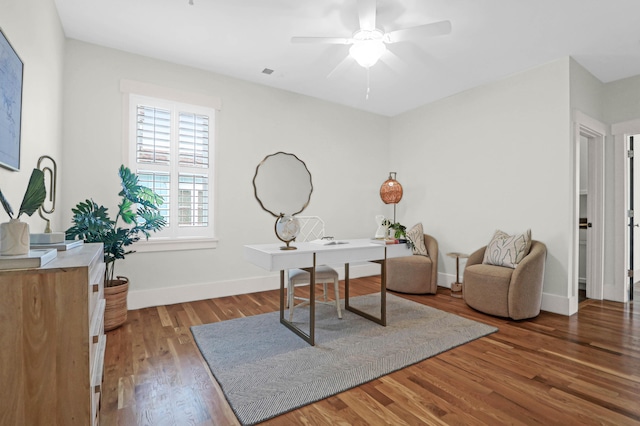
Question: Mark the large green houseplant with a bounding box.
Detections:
[66,165,166,330]
[0,168,46,255]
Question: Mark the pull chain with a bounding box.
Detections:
[366,67,371,100]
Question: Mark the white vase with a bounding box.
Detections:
[374,215,387,239]
[0,219,30,255]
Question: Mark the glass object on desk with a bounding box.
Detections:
[274,215,300,250]
[252,152,313,250]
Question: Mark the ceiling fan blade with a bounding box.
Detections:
[291,36,352,45]
[357,0,377,31]
[386,20,452,43]
[327,55,355,79]
[379,49,409,75]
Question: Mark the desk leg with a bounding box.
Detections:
[344,263,350,310]
[279,254,316,346]
[381,256,387,325]
[310,258,315,344]
[344,256,387,327]
[279,269,285,322]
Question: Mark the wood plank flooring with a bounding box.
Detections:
[100,276,640,425]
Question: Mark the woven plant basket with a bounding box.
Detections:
[104,276,129,331]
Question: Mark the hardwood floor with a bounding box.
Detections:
[100,277,640,425]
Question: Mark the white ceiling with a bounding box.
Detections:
[54,0,640,117]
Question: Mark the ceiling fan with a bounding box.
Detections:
[291,0,452,70]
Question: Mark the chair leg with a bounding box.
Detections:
[288,282,295,322]
[286,282,290,308]
[333,278,342,319]
[285,273,291,308]
[288,278,341,321]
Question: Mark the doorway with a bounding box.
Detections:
[574,112,606,308]
[578,135,588,302]
[628,134,640,302]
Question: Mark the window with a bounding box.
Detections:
[126,92,217,250]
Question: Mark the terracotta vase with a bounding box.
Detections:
[104,276,129,331]
[0,219,30,255]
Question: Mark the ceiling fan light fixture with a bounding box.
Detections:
[349,30,386,68]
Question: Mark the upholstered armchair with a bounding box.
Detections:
[463,240,547,320]
[385,234,438,294]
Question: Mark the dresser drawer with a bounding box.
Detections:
[90,298,106,365]
[89,261,105,320]
[91,334,107,426]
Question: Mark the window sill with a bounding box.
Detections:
[134,237,218,253]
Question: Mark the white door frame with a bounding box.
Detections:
[611,118,640,302]
[572,111,606,309]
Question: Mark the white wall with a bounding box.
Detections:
[603,74,640,125]
[0,0,65,232]
[62,40,391,307]
[569,59,604,123]
[389,59,573,309]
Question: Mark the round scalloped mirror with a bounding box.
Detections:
[253,152,313,249]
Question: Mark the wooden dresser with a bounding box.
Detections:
[0,243,106,425]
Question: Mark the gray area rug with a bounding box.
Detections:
[191,293,497,425]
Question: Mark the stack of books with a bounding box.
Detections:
[0,249,58,270]
[371,238,408,245]
[30,239,84,251]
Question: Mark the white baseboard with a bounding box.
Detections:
[129,264,574,317]
[128,262,381,310]
[541,292,576,316]
[438,272,455,289]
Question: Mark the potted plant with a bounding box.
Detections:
[66,165,166,330]
[380,218,416,250]
[0,168,46,255]
[382,219,407,240]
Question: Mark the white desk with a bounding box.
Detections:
[244,239,412,345]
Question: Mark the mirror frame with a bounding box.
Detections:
[252,151,313,218]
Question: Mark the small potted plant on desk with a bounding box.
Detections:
[382,219,407,241]
[66,165,166,331]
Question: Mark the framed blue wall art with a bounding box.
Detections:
[0,28,23,171]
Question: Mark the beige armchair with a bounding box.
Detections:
[385,234,438,294]
[463,240,547,320]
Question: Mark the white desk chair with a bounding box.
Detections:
[287,216,342,321]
